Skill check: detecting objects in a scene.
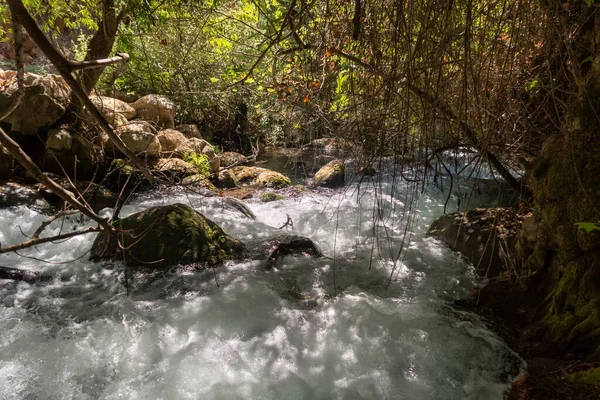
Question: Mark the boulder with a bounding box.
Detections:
[89,96,136,119]
[181,174,214,189]
[174,137,211,156]
[246,234,323,270]
[157,129,187,153]
[230,166,291,188]
[427,207,522,278]
[313,159,344,187]
[176,124,202,139]
[261,192,284,202]
[216,169,237,188]
[103,159,152,195]
[131,94,175,129]
[90,203,245,268]
[42,129,96,179]
[102,110,128,127]
[151,157,197,177]
[106,122,161,157]
[219,151,246,167]
[0,144,15,179]
[0,72,70,134]
[0,182,53,213]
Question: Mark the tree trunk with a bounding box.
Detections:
[80,0,121,94]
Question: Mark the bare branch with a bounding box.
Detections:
[0,227,103,254]
[69,53,130,71]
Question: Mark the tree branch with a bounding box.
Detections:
[69,52,129,70]
[6,0,154,184]
[0,227,103,254]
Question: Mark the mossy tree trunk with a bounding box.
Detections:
[525,4,600,351]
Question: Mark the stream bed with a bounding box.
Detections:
[0,174,523,399]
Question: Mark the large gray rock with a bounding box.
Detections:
[90,203,245,268]
[427,207,520,278]
[219,151,246,167]
[131,94,175,129]
[0,72,70,134]
[89,96,136,119]
[313,159,345,187]
[42,129,96,179]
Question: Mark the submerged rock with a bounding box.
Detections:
[90,203,245,268]
[313,159,345,187]
[246,234,324,270]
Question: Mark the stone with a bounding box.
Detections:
[176,124,202,139]
[216,170,237,188]
[90,203,245,268]
[157,129,188,153]
[246,234,323,270]
[0,182,53,214]
[219,151,246,167]
[0,73,70,134]
[427,207,520,278]
[230,166,291,188]
[89,96,136,119]
[151,157,197,177]
[102,110,128,127]
[0,144,15,179]
[174,137,211,156]
[261,192,284,202]
[42,129,96,179]
[313,159,345,187]
[131,94,175,129]
[108,122,161,157]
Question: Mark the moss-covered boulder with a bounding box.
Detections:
[90,203,245,268]
[230,166,291,188]
[261,192,284,202]
[313,159,344,187]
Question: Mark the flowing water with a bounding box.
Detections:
[0,171,523,399]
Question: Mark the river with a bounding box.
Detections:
[0,164,523,399]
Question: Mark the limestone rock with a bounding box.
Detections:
[0,73,70,134]
[42,129,96,179]
[107,122,161,157]
[176,124,202,139]
[174,137,211,155]
[90,203,245,268]
[230,166,291,188]
[131,94,175,129]
[157,129,188,153]
[427,207,521,278]
[89,96,136,119]
[216,169,237,188]
[219,151,246,167]
[313,160,345,187]
[151,157,197,177]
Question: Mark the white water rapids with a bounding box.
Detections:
[0,174,523,399]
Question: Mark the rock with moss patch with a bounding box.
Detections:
[90,203,245,268]
[230,166,291,188]
[151,157,198,177]
[216,169,237,188]
[261,192,284,202]
[42,129,96,179]
[313,159,345,187]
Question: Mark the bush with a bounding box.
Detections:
[183,152,211,176]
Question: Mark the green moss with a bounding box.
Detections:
[568,368,600,386]
[261,192,284,202]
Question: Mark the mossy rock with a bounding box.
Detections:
[103,158,152,196]
[568,368,600,387]
[313,159,345,188]
[230,166,291,188]
[261,192,284,202]
[90,203,245,268]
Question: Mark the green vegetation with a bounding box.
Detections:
[183,152,211,176]
[261,192,283,202]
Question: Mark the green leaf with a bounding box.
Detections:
[574,222,600,233]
